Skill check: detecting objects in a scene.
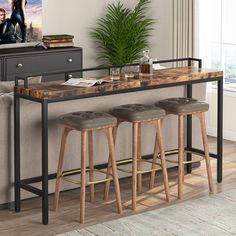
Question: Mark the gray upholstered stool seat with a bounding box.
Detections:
[105,103,170,210]
[110,104,166,122]
[155,97,209,114]
[153,97,213,200]
[58,111,117,130]
[55,110,122,224]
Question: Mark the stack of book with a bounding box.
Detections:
[42,34,74,48]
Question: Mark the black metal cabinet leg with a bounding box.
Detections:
[217,79,223,183]
[14,95,21,212]
[42,100,49,225]
[186,84,193,173]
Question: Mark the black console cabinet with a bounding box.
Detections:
[0,46,82,81]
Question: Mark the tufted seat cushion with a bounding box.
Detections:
[110,104,166,122]
[155,97,209,114]
[58,111,117,130]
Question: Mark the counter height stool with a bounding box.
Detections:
[155,97,214,199]
[54,111,123,224]
[105,104,170,210]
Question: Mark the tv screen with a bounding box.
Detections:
[0,0,42,47]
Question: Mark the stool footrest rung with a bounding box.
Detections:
[156,149,205,164]
[117,158,162,174]
[61,168,113,185]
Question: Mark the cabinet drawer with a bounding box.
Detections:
[5,51,82,76]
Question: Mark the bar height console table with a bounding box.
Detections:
[14,59,224,225]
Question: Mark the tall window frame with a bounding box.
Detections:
[199,0,236,92]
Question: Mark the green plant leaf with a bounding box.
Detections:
[90,0,155,66]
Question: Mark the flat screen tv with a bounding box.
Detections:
[0,0,42,48]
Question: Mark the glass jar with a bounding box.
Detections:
[110,67,120,81]
[123,66,135,79]
[139,50,153,75]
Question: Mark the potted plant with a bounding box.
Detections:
[91,0,155,66]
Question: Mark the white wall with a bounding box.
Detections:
[42,0,173,67]
[206,91,236,141]
[1,1,211,205]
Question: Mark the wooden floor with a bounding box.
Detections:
[1,137,236,236]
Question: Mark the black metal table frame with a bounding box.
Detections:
[14,58,223,225]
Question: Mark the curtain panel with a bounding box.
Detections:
[172,0,199,59]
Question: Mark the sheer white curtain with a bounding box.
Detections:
[172,0,199,59]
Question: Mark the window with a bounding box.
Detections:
[199,0,236,91]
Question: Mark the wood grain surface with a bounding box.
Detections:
[14,67,223,100]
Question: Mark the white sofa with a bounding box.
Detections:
[0,79,206,205]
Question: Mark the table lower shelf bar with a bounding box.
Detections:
[20,183,42,196]
[20,147,218,196]
[188,147,218,159]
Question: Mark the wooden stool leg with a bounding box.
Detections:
[80,131,87,224]
[54,127,70,211]
[105,127,123,214]
[137,123,142,193]
[197,112,214,193]
[104,125,118,200]
[132,122,138,210]
[88,131,94,203]
[149,133,158,189]
[156,119,170,202]
[178,115,184,199]
[149,121,160,189]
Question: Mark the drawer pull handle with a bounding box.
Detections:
[67,59,73,63]
[17,63,23,68]
[68,74,73,79]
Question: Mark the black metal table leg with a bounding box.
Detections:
[186,84,193,173]
[12,59,222,225]
[217,79,223,183]
[42,100,49,225]
[14,94,21,212]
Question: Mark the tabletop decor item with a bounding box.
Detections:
[62,77,110,87]
[122,65,138,79]
[110,67,121,81]
[139,50,153,76]
[91,0,155,66]
[42,34,74,48]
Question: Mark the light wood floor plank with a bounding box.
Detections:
[0,137,236,235]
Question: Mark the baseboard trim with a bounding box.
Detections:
[207,127,236,142]
[0,202,14,210]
